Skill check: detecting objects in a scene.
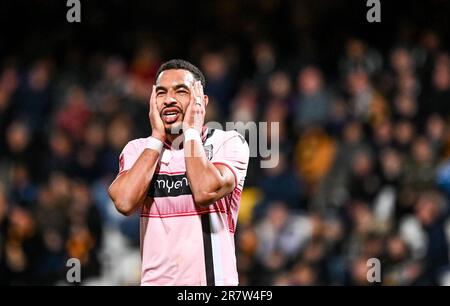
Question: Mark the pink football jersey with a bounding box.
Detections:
[117,128,249,285]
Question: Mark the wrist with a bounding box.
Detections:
[182,119,203,132]
[151,132,165,142]
[146,136,164,153]
[183,128,201,143]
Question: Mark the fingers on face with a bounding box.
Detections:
[150,85,157,106]
[192,81,205,107]
[190,82,195,102]
[190,81,201,95]
[197,81,204,97]
[193,81,198,96]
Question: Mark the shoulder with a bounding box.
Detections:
[207,129,249,162]
[207,129,247,148]
[121,137,150,155]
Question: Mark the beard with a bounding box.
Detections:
[165,120,184,135]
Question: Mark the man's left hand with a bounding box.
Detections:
[183,81,206,133]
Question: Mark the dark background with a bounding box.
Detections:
[1,1,449,76]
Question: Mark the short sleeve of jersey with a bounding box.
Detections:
[118,140,140,176]
[211,131,250,191]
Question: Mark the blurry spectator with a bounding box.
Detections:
[128,44,161,101]
[404,137,437,191]
[436,157,450,201]
[392,94,418,122]
[56,86,92,141]
[4,121,37,177]
[45,130,75,176]
[397,72,421,101]
[294,127,336,190]
[8,163,37,209]
[0,66,19,155]
[346,256,374,285]
[253,153,304,221]
[336,120,369,174]
[66,181,103,280]
[100,114,140,244]
[361,232,385,260]
[393,120,416,153]
[294,66,331,129]
[1,206,44,285]
[253,202,318,285]
[427,53,450,118]
[390,47,415,77]
[296,239,330,285]
[73,120,107,183]
[289,262,319,286]
[399,191,450,284]
[327,98,352,137]
[414,31,441,90]
[201,52,235,118]
[235,224,258,286]
[91,56,128,113]
[263,100,289,146]
[102,114,133,177]
[34,181,69,284]
[383,234,423,285]
[339,38,383,77]
[17,59,54,136]
[252,41,277,89]
[347,201,380,238]
[379,148,404,189]
[230,84,259,124]
[371,120,394,154]
[0,183,9,284]
[347,149,380,203]
[267,71,293,103]
[426,114,446,156]
[310,121,369,211]
[345,68,389,126]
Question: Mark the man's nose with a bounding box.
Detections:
[163,93,177,106]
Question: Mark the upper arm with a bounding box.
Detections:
[109,141,138,196]
[193,163,235,207]
[212,163,236,197]
[210,132,250,191]
[117,140,139,175]
[200,132,250,205]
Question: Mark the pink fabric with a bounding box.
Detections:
[116,129,249,285]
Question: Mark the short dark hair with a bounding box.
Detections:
[156,59,206,87]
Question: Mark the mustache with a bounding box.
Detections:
[160,105,183,117]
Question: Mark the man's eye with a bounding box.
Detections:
[177,91,188,95]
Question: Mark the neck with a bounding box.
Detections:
[166,133,183,144]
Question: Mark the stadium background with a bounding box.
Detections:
[1,0,450,285]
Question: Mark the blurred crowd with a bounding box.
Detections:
[233,29,450,285]
[1,1,450,286]
[235,32,450,286]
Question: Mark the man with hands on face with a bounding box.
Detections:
[108,59,249,286]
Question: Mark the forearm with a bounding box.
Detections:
[184,139,229,206]
[182,82,235,206]
[109,148,160,215]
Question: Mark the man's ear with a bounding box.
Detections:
[204,95,209,107]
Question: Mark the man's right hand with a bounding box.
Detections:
[149,85,166,142]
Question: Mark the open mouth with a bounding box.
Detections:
[161,107,182,124]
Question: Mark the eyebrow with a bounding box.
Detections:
[155,84,190,92]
